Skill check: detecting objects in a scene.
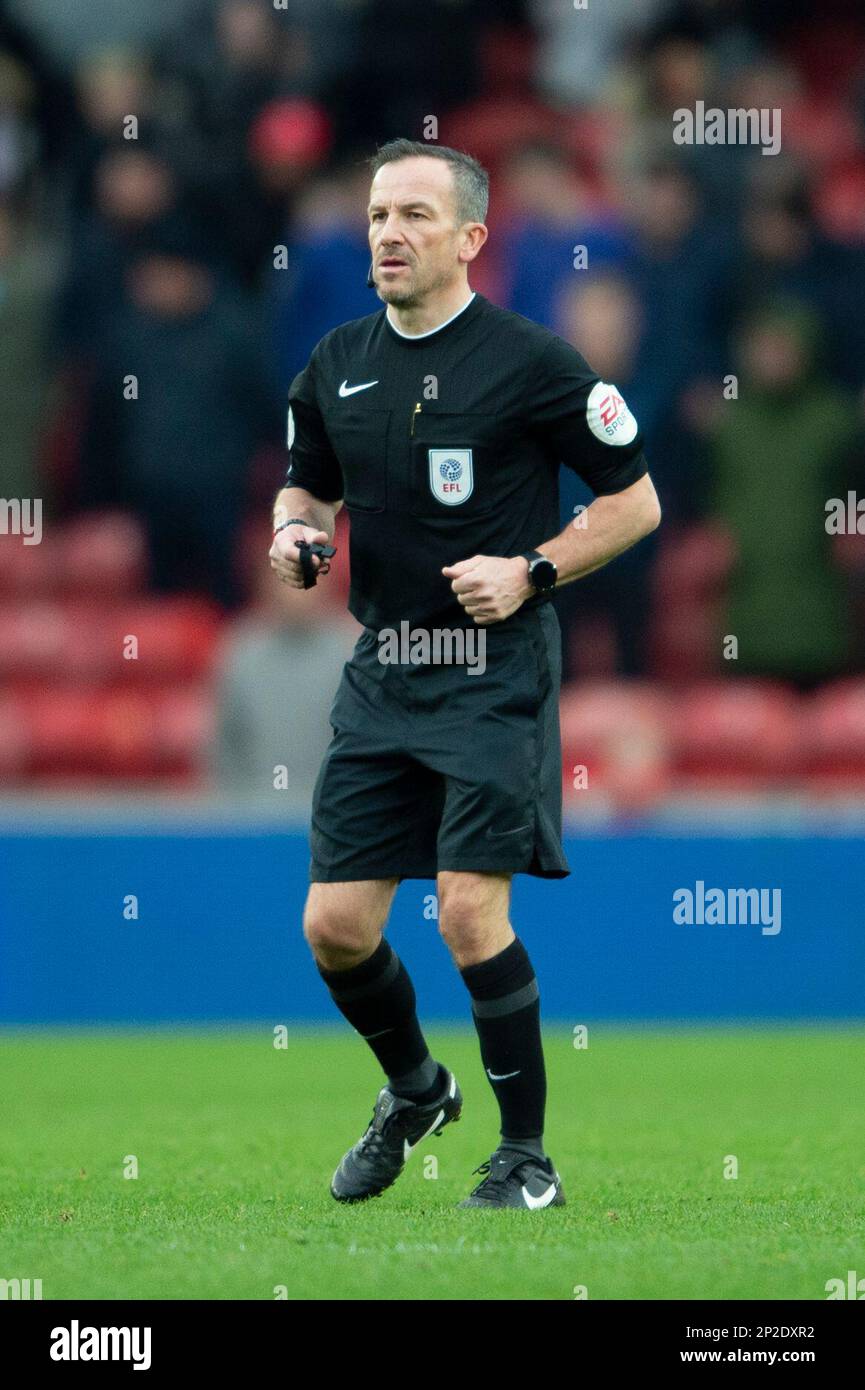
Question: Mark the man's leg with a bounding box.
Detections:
[303,878,443,1102]
[305,878,462,1203]
[437,870,547,1162]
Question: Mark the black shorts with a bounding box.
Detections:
[308,603,570,882]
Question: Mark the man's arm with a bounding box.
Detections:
[271,342,344,588]
[443,474,661,625]
[269,486,343,589]
[524,472,661,588]
[272,486,343,537]
[446,332,662,624]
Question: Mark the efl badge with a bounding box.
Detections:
[428,448,474,506]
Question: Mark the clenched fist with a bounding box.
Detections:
[442,554,532,625]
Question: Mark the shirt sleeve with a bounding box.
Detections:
[284,350,344,503]
[526,335,649,496]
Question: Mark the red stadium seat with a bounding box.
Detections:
[0,532,55,597]
[58,511,149,597]
[0,692,30,780]
[26,689,107,776]
[98,687,212,780]
[805,680,865,781]
[670,682,802,782]
[91,599,222,684]
[154,687,214,781]
[22,684,213,782]
[648,525,735,680]
[0,601,71,680]
[92,690,161,778]
[653,523,735,600]
[443,99,562,177]
[0,597,220,684]
[649,597,719,682]
[815,159,865,244]
[560,681,673,810]
[0,512,148,599]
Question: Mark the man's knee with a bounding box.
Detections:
[302,881,396,969]
[437,872,512,965]
[302,906,364,963]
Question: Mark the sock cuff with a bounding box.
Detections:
[472,980,538,1018]
[459,936,535,1003]
[317,938,400,1002]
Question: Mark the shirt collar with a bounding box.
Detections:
[385,292,477,340]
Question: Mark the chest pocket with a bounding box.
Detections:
[324,405,391,512]
[408,410,499,519]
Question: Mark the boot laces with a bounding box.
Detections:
[469,1158,514,1200]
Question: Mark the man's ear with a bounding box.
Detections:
[459,223,488,264]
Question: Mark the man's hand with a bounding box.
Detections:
[269,523,331,589]
[442,555,532,625]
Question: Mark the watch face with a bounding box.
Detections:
[530,558,557,593]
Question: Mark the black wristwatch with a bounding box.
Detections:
[521,550,558,596]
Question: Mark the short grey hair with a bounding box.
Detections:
[369,139,489,225]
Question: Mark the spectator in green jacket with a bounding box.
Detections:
[0,203,54,502]
[711,300,864,687]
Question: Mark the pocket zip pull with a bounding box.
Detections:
[410,402,421,436]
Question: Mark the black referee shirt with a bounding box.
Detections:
[285,291,648,630]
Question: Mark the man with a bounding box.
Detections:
[212,527,357,800]
[269,139,660,1209]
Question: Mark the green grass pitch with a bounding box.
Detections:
[1,1026,862,1300]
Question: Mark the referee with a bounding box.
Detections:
[269,139,660,1209]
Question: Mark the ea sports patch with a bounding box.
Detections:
[586,381,639,446]
[428,448,473,505]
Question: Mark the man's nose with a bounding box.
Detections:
[378,210,405,241]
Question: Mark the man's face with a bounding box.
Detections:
[742,324,805,389]
[128,257,213,318]
[367,156,470,307]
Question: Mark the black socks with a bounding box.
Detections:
[317,932,547,1158]
[460,937,547,1160]
[317,939,443,1103]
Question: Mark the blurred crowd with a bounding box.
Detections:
[2,0,865,793]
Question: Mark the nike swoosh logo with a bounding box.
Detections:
[403,1106,444,1161]
[402,1072,455,1160]
[485,823,531,839]
[339,379,379,397]
[486,1068,521,1081]
[522,1181,558,1210]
